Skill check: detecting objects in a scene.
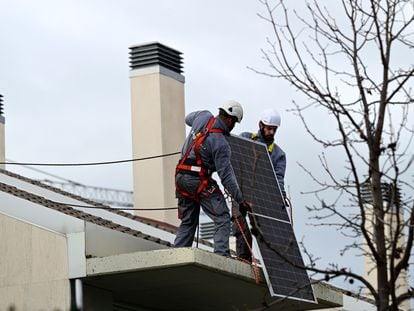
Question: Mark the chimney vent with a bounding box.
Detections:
[129,42,183,74]
[0,93,4,167]
[0,94,3,116]
[361,182,401,206]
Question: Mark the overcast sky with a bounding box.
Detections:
[1,0,390,290]
[0,0,293,184]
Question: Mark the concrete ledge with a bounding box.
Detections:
[84,248,342,310]
[87,247,255,280]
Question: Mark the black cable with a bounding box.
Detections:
[51,201,178,211]
[1,151,181,167]
[7,159,83,184]
[7,158,134,192]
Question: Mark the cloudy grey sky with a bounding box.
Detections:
[0,0,294,185]
[0,0,381,290]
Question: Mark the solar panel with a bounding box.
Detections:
[228,135,315,302]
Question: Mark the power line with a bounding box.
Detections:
[6,159,83,184]
[8,158,134,191]
[4,153,182,210]
[2,151,181,167]
[51,200,178,211]
[7,158,135,207]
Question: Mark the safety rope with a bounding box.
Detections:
[234,215,261,284]
[286,197,293,227]
[225,189,261,283]
[225,139,293,287]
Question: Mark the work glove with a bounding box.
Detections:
[284,197,290,208]
[238,200,252,217]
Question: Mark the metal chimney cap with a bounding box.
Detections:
[360,182,401,206]
[129,42,183,74]
[0,94,4,117]
[129,41,182,54]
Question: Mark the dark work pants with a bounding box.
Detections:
[174,173,231,256]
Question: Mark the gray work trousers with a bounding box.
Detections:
[174,173,231,256]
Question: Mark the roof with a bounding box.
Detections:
[0,168,216,254]
[0,180,172,246]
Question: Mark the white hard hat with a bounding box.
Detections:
[220,100,243,123]
[260,108,281,127]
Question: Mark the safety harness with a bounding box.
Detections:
[176,117,223,202]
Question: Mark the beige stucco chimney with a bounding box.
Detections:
[129,42,185,226]
[0,95,5,169]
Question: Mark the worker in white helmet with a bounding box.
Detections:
[234,108,287,262]
[174,100,251,257]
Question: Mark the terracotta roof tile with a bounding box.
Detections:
[0,169,178,233]
[0,181,171,247]
[0,168,214,249]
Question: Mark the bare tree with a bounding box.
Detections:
[253,0,414,310]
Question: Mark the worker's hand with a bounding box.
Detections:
[284,197,290,208]
[238,200,252,216]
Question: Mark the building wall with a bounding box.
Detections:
[0,213,70,310]
[0,120,5,170]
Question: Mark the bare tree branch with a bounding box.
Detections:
[255,0,414,309]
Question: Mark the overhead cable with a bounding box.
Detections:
[1,151,181,167]
[6,159,83,184]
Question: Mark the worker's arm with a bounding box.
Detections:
[211,138,243,203]
[185,110,211,127]
[272,148,287,197]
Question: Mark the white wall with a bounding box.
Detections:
[0,213,70,310]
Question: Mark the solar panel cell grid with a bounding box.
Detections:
[228,136,289,222]
[228,135,315,302]
[254,215,314,300]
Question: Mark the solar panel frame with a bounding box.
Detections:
[227,134,316,303]
[251,215,315,301]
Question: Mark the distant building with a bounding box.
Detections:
[361,183,410,311]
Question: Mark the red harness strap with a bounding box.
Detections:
[176,117,223,203]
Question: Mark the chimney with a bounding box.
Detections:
[129,42,185,226]
[0,94,4,169]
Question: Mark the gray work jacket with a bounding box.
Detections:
[180,110,243,203]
